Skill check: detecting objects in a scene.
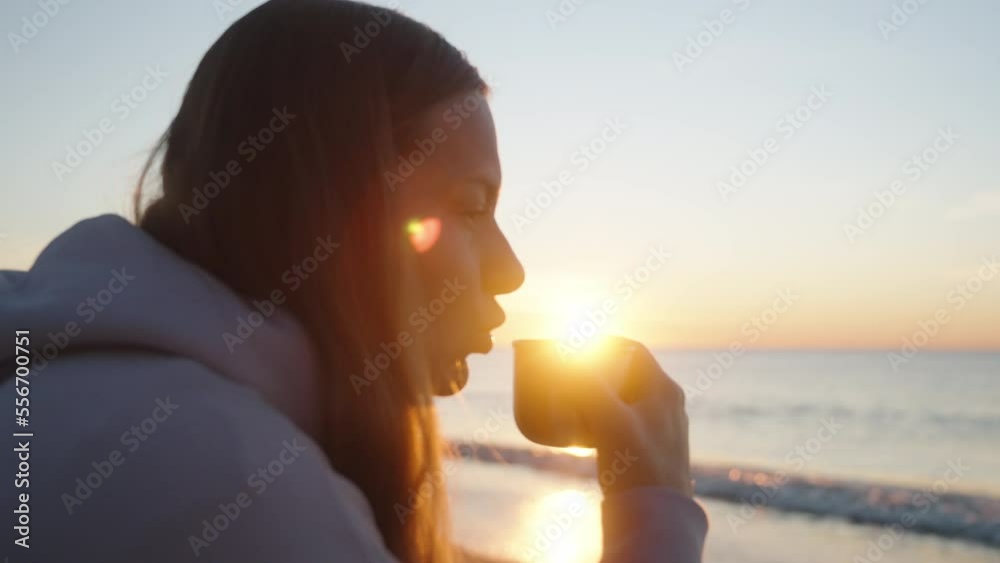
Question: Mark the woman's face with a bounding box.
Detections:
[395,91,524,388]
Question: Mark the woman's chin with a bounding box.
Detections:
[431,357,470,396]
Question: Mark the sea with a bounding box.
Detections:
[436,349,1000,563]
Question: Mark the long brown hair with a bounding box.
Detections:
[133,1,487,560]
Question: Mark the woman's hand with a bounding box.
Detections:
[579,340,693,498]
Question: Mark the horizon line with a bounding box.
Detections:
[488,342,1000,354]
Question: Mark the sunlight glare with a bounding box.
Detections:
[549,290,612,337]
[513,489,602,563]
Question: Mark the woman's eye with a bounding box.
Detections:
[461,208,489,220]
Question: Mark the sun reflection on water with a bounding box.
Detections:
[510,489,602,563]
[557,446,595,458]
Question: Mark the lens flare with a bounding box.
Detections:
[407,217,441,253]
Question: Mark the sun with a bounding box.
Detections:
[543,287,619,350]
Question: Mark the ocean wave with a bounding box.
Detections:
[450,442,1000,548]
[685,402,1000,432]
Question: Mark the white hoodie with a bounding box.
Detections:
[0,215,707,562]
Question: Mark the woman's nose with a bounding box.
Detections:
[483,230,524,296]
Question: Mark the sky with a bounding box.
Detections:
[1,0,998,350]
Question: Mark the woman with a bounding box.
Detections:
[0,0,707,561]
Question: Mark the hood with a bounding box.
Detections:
[0,214,322,434]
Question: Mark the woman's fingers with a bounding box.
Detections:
[576,357,637,447]
[625,341,685,409]
[587,340,694,497]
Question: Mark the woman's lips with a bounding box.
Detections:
[469,330,495,353]
[466,306,504,354]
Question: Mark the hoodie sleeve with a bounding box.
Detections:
[600,487,709,562]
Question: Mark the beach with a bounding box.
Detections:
[438,349,1000,562]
